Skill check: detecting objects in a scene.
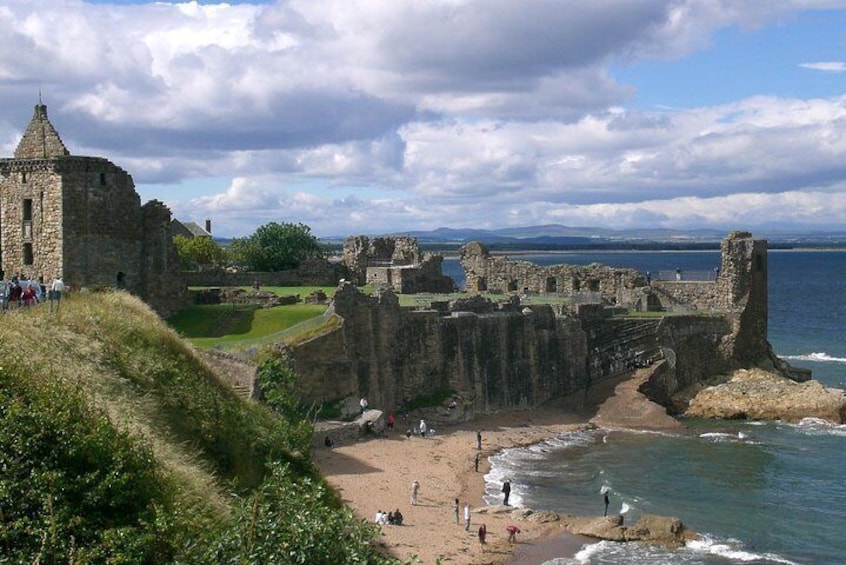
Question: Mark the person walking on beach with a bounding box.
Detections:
[476,430,482,450]
[604,491,610,516]
[478,523,487,553]
[502,479,512,506]
[453,498,460,524]
[419,419,427,437]
[506,524,520,544]
[411,480,420,506]
[474,452,480,472]
[464,502,471,531]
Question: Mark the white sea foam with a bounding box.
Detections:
[781,351,846,363]
[699,431,753,443]
[791,417,846,437]
[686,535,799,564]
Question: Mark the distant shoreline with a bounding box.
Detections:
[435,245,846,259]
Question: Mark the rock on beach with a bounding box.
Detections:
[684,368,846,423]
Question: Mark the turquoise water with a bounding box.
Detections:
[444,250,846,564]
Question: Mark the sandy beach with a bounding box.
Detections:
[313,408,597,565]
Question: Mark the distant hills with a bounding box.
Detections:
[321,224,846,250]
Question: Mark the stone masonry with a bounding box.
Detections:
[0,102,187,316]
[287,232,799,419]
[342,235,454,293]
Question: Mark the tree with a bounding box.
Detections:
[172,235,228,271]
[228,222,323,272]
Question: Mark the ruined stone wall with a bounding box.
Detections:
[138,201,188,317]
[289,284,591,414]
[58,158,143,290]
[343,235,423,285]
[289,232,774,418]
[366,254,454,294]
[460,241,647,306]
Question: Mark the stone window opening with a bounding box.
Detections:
[545,277,557,293]
[21,171,27,183]
[23,243,33,266]
[507,280,518,292]
[22,198,33,240]
[100,172,107,186]
[588,279,600,292]
[116,271,126,289]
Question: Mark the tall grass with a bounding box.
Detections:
[0,291,400,563]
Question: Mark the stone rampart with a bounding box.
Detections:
[285,232,783,419]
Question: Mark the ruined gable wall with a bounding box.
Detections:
[139,200,189,317]
[57,157,143,289]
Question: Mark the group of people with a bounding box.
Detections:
[1,275,65,312]
[405,418,435,438]
[373,509,403,526]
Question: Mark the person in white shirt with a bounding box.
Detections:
[49,277,65,313]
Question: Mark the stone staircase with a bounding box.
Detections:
[195,349,258,399]
[587,318,664,382]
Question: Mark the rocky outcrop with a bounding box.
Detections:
[683,368,846,423]
[562,514,689,547]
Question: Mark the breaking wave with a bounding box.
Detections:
[780,351,846,363]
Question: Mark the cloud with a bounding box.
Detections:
[800,61,846,73]
[2,0,846,237]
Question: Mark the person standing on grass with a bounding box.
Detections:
[49,277,64,313]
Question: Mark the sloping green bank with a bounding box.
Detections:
[0,292,398,564]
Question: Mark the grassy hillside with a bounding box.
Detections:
[0,291,398,564]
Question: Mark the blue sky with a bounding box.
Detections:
[2,0,846,238]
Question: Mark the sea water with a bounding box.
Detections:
[443,250,846,564]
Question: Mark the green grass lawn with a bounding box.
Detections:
[168,302,328,350]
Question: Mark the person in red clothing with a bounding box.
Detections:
[506,524,520,544]
[21,284,37,306]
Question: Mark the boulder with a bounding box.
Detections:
[562,514,688,547]
[684,368,846,423]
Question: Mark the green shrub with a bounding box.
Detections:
[0,367,177,563]
[200,461,400,565]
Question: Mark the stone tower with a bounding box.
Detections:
[0,102,187,316]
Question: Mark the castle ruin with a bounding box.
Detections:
[287,231,804,420]
[0,102,186,316]
[342,235,454,294]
